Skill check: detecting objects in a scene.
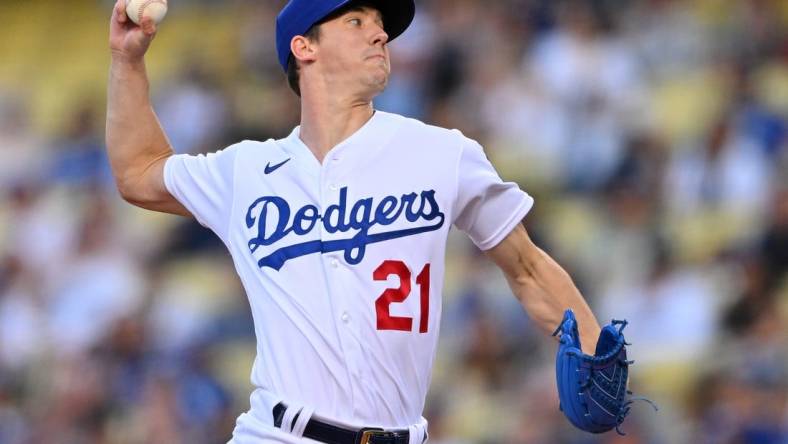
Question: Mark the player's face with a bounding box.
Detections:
[314,7,390,97]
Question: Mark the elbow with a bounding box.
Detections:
[114,174,144,206]
[509,253,573,298]
[508,252,543,287]
[116,184,138,206]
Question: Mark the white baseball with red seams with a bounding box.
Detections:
[125,0,167,25]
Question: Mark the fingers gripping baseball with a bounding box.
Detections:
[109,0,158,61]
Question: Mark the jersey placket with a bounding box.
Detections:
[318,144,369,410]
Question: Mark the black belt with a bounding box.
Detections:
[273,402,411,444]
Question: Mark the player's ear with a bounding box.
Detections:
[291,35,317,64]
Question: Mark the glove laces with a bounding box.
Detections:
[614,391,659,435]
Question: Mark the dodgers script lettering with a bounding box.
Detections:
[246,187,445,270]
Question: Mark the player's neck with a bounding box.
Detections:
[298,92,375,164]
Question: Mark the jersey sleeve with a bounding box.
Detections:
[163,144,241,242]
[452,137,534,250]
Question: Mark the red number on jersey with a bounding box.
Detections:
[416,264,430,333]
[373,260,430,333]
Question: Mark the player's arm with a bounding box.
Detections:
[106,0,189,216]
[485,223,601,355]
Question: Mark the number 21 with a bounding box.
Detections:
[373,260,430,333]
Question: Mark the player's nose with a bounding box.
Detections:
[371,24,389,47]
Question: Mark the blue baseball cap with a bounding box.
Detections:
[276,0,416,72]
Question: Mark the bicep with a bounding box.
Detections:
[120,156,191,217]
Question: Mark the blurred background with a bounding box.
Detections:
[0,0,787,442]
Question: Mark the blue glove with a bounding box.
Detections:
[552,309,656,434]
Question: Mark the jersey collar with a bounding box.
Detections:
[279,110,399,172]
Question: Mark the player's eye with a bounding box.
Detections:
[348,18,362,26]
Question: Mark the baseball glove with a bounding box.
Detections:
[552,309,656,434]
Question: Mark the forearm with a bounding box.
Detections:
[106,56,172,195]
[504,246,601,355]
[487,224,601,354]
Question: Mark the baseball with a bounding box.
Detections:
[125,0,168,26]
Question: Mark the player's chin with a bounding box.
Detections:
[364,67,389,91]
[366,58,390,75]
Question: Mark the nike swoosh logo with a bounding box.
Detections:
[264,158,291,174]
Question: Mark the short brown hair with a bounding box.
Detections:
[286,25,321,97]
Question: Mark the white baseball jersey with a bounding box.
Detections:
[163,111,533,443]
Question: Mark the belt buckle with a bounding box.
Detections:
[358,428,388,444]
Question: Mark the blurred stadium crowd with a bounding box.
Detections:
[1,0,787,443]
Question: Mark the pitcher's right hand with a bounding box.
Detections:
[109,0,158,62]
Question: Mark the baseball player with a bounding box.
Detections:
[106,0,602,442]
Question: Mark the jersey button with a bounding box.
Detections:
[341,312,350,323]
[330,259,339,268]
[329,184,338,191]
